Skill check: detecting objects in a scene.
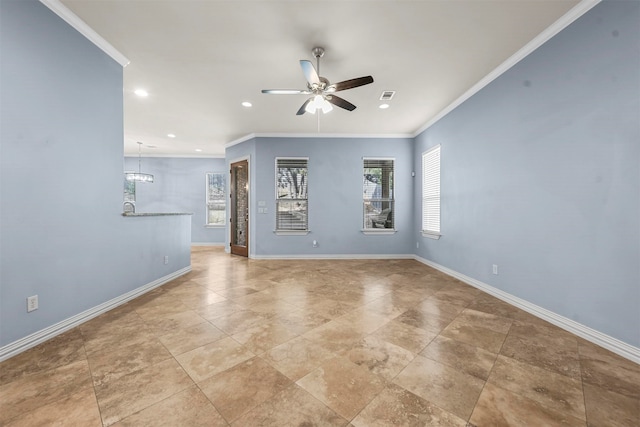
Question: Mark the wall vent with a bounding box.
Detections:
[379,90,396,101]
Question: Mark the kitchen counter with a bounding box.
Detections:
[122,212,193,217]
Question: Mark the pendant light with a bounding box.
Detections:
[125,141,154,183]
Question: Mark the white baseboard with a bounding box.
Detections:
[0,266,191,362]
[6,255,635,365]
[413,255,639,364]
[250,253,415,260]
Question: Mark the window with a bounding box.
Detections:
[276,158,308,231]
[363,158,394,230]
[422,145,441,237]
[123,173,136,213]
[123,174,135,202]
[206,172,226,226]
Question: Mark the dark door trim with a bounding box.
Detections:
[230,159,249,257]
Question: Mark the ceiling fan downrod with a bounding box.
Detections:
[312,47,324,76]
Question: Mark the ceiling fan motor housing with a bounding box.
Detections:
[309,77,330,92]
[312,47,325,58]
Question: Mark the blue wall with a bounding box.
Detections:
[124,156,226,244]
[413,0,639,347]
[227,136,414,257]
[0,0,191,349]
[1,0,636,354]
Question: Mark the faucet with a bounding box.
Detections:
[123,201,135,213]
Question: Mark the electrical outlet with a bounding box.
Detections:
[164,256,169,265]
[312,240,318,248]
[492,264,498,275]
[27,295,38,312]
[416,241,420,249]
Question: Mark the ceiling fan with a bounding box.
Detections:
[262,47,374,115]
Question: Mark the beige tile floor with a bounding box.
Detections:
[1,247,638,426]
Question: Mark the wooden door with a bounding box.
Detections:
[230,160,249,257]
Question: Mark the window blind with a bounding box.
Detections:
[363,158,394,229]
[206,172,226,226]
[276,158,308,230]
[422,146,440,234]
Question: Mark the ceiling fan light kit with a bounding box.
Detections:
[305,95,333,114]
[262,47,374,115]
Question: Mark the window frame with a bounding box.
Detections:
[421,145,441,239]
[362,157,396,235]
[123,172,136,202]
[275,157,309,235]
[123,172,136,213]
[205,172,226,227]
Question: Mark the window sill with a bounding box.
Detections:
[421,231,441,240]
[205,224,225,228]
[361,229,397,235]
[274,230,310,236]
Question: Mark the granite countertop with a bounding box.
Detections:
[122,212,193,217]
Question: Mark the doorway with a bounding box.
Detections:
[230,160,249,257]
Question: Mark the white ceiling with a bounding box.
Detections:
[59,0,582,157]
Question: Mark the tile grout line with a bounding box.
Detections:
[466,318,514,424]
[82,339,107,427]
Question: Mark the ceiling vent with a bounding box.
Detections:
[379,90,396,101]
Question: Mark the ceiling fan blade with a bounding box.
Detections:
[327,95,356,111]
[300,60,320,85]
[330,76,374,92]
[262,89,310,95]
[296,98,312,115]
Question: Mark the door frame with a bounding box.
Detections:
[229,157,250,257]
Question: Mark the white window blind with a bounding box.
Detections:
[363,158,394,229]
[276,158,308,231]
[422,145,440,234]
[206,172,226,226]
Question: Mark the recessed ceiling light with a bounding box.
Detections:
[242,101,252,107]
[379,103,390,109]
[195,149,202,152]
[134,89,148,97]
[167,133,176,138]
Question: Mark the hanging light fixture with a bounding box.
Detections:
[125,141,154,183]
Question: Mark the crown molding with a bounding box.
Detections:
[225,132,413,149]
[412,0,602,137]
[255,132,413,140]
[124,154,224,159]
[40,0,130,67]
[225,133,257,148]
